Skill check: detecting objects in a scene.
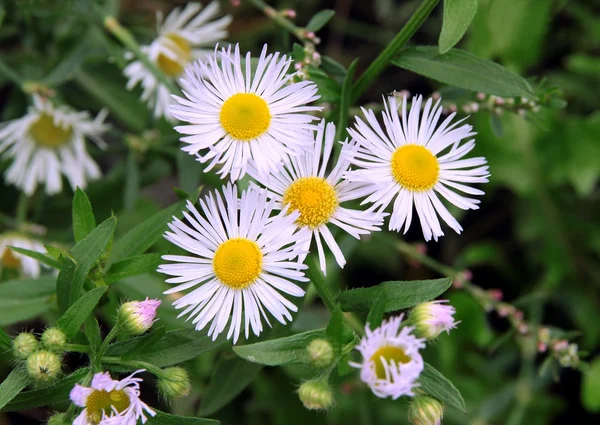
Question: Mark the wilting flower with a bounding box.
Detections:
[350,315,426,399]
[171,44,320,181]
[118,298,161,335]
[410,300,458,340]
[0,95,108,195]
[0,232,46,277]
[345,95,490,241]
[158,184,310,343]
[123,1,231,120]
[70,370,155,425]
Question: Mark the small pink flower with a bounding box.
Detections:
[410,300,459,340]
[119,298,161,335]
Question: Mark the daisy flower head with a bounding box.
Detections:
[345,95,490,241]
[70,370,155,425]
[171,44,321,181]
[0,95,108,196]
[350,315,426,399]
[0,232,46,277]
[410,300,459,340]
[250,119,386,274]
[158,184,311,343]
[123,1,232,121]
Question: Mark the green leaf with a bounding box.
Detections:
[57,287,107,339]
[366,289,387,328]
[72,188,96,243]
[0,277,56,298]
[0,277,56,326]
[106,329,226,367]
[198,355,263,416]
[0,328,12,351]
[489,112,504,138]
[291,43,305,62]
[338,277,453,313]
[105,253,163,284]
[419,363,466,413]
[85,316,102,355]
[392,47,534,98]
[582,356,600,412]
[233,329,326,366]
[0,369,30,411]
[439,0,478,54]
[176,149,201,195]
[108,200,185,266]
[326,305,355,355]
[307,67,341,104]
[8,246,60,269]
[122,326,166,360]
[56,216,117,313]
[124,149,140,211]
[336,59,358,143]
[44,32,92,86]
[306,9,335,32]
[1,368,88,412]
[148,411,219,425]
[321,56,347,78]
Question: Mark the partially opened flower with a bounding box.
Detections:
[250,119,385,274]
[0,232,46,277]
[0,95,108,195]
[345,95,490,241]
[70,370,155,425]
[118,298,161,335]
[171,44,320,181]
[158,184,310,343]
[350,315,426,399]
[123,2,231,120]
[410,300,458,340]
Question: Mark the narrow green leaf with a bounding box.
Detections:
[72,188,96,243]
[1,368,88,412]
[326,305,354,354]
[198,355,262,416]
[0,369,30,411]
[44,32,91,86]
[105,253,163,284]
[0,277,56,326]
[0,328,12,351]
[366,289,387,328]
[439,0,478,54]
[0,298,53,326]
[122,326,166,360]
[0,277,56,299]
[582,356,600,412]
[489,112,504,138]
[338,277,453,313]
[306,9,335,32]
[85,316,102,356]
[392,47,534,98]
[233,329,326,366]
[291,43,305,62]
[148,411,219,425]
[419,363,466,413]
[307,67,341,104]
[336,59,358,143]
[321,56,347,78]
[176,149,201,195]
[124,150,140,211]
[57,287,107,339]
[8,246,60,269]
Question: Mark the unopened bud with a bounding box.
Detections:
[307,338,334,368]
[26,350,61,382]
[298,379,334,411]
[13,332,39,360]
[47,412,69,425]
[410,300,459,340]
[41,328,67,353]
[158,367,191,399]
[408,395,444,425]
[118,298,161,335]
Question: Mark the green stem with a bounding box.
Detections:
[351,0,440,102]
[248,0,307,41]
[94,323,120,370]
[305,259,337,312]
[101,357,167,378]
[15,193,29,227]
[102,16,180,95]
[65,344,90,353]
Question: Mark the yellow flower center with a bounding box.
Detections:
[29,113,73,148]
[391,145,440,191]
[213,238,263,289]
[156,33,192,77]
[86,389,131,424]
[370,345,412,379]
[282,177,339,229]
[1,248,21,269]
[219,93,271,141]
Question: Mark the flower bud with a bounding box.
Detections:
[410,300,458,340]
[41,328,67,353]
[118,298,161,335]
[47,412,69,425]
[306,338,334,369]
[408,395,444,425]
[297,379,334,411]
[13,332,39,360]
[26,350,61,382]
[158,367,192,399]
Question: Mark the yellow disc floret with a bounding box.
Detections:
[283,177,338,229]
[219,93,271,141]
[213,238,263,289]
[157,33,192,77]
[29,113,72,149]
[391,145,440,191]
[1,247,21,269]
[370,345,412,379]
[86,389,131,424]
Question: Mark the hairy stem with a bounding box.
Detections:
[248,0,307,41]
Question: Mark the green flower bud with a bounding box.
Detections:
[408,395,444,425]
[158,367,192,399]
[13,332,39,360]
[118,298,161,335]
[47,412,69,425]
[297,379,334,411]
[306,338,335,369]
[26,350,61,382]
[41,328,67,353]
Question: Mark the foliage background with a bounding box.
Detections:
[0,0,599,424]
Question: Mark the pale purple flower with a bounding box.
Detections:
[410,300,459,340]
[119,298,161,335]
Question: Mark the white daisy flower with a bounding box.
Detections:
[0,95,108,196]
[171,44,321,181]
[0,232,46,277]
[250,119,386,274]
[123,1,232,121]
[158,184,311,343]
[350,315,426,399]
[70,370,155,425]
[345,95,490,241]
